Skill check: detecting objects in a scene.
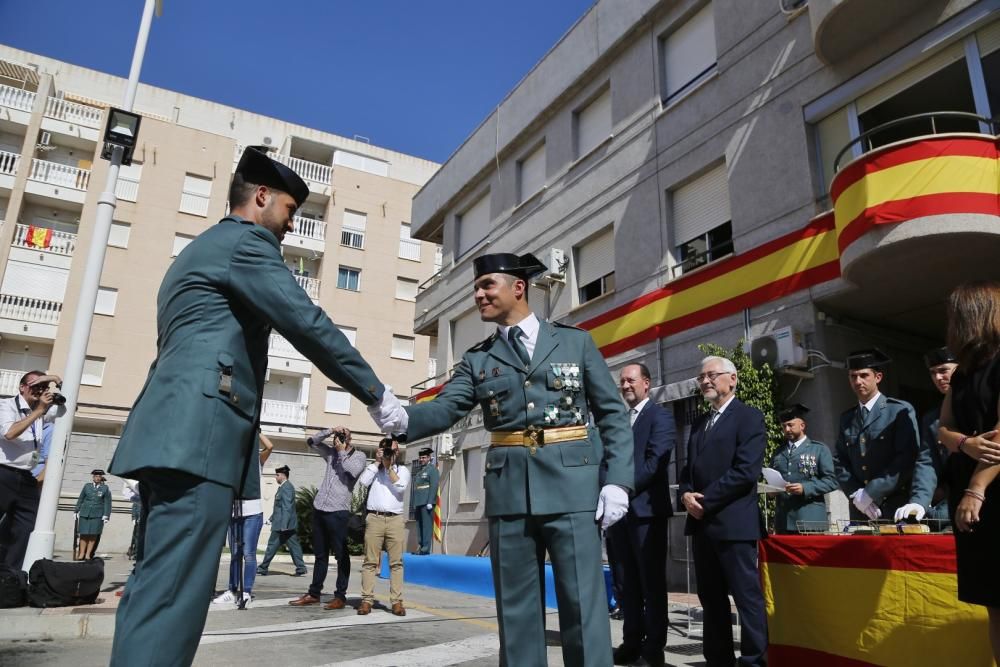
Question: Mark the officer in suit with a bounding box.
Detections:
[679,355,768,667]
[397,252,634,667]
[108,147,401,667]
[834,349,919,522]
[608,362,675,667]
[895,347,958,526]
[74,469,111,560]
[410,447,439,555]
[769,404,838,534]
[258,465,307,575]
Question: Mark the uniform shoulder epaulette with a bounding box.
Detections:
[809,438,828,448]
[552,321,585,332]
[467,332,498,353]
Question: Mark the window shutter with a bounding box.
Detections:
[575,227,616,288]
[338,326,357,346]
[324,387,351,414]
[672,163,731,245]
[81,357,105,386]
[457,192,491,256]
[95,287,118,315]
[172,234,193,257]
[396,277,418,300]
[1,260,69,301]
[392,335,415,360]
[452,309,491,361]
[343,210,367,231]
[978,20,1000,56]
[518,143,546,200]
[856,42,966,114]
[663,3,717,100]
[108,222,131,248]
[576,89,611,158]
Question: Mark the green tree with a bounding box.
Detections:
[697,341,784,520]
[294,485,317,553]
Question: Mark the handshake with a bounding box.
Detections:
[367,385,408,435]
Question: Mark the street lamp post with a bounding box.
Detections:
[21,0,158,571]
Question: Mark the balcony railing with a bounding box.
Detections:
[341,228,365,249]
[12,223,77,256]
[268,333,306,360]
[0,150,19,178]
[29,159,91,190]
[44,97,103,129]
[293,274,321,300]
[261,398,307,425]
[399,238,421,261]
[0,84,36,113]
[0,294,62,325]
[0,368,21,396]
[291,216,326,241]
[273,153,331,185]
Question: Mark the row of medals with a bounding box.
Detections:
[546,363,584,425]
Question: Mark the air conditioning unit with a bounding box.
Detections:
[750,326,806,370]
[543,247,567,281]
[433,433,454,458]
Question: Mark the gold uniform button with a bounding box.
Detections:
[527,402,535,410]
[524,380,531,388]
[488,390,495,397]
[233,395,240,405]
[862,465,867,471]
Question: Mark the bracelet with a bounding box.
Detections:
[958,435,970,455]
[964,488,986,502]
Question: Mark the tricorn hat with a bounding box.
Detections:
[846,348,891,371]
[473,253,548,281]
[275,465,290,475]
[234,146,309,207]
[923,346,957,368]
[91,469,106,476]
[778,403,810,423]
[418,447,433,456]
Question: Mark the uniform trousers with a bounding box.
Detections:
[110,470,233,667]
[258,528,307,573]
[490,511,612,667]
[361,513,404,603]
[414,505,434,554]
[0,465,40,569]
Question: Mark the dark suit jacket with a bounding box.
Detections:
[678,398,765,541]
[628,400,676,518]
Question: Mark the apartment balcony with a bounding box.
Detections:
[12,223,77,258]
[273,153,331,195]
[282,215,326,254]
[267,333,311,375]
[41,97,103,142]
[0,83,36,124]
[809,0,926,65]
[0,150,19,191]
[0,294,62,339]
[293,274,320,301]
[25,159,91,205]
[260,398,307,426]
[0,368,21,396]
[413,269,445,336]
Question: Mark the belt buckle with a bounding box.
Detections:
[524,426,544,454]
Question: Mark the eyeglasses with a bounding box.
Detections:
[696,371,732,382]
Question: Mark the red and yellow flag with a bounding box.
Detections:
[432,485,443,543]
[761,535,990,666]
[26,225,52,249]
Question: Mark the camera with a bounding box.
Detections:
[379,438,395,460]
[31,382,66,405]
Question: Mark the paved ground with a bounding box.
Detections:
[0,552,716,666]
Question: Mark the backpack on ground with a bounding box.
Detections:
[0,564,28,608]
[27,558,104,608]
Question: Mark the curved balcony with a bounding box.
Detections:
[809,0,926,65]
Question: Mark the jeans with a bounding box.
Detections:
[227,512,263,593]
[308,509,351,599]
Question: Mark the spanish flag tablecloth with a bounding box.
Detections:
[760,535,992,666]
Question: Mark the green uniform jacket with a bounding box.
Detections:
[908,407,943,510]
[76,482,112,519]
[770,439,838,533]
[270,481,297,532]
[834,394,919,513]
[404,319,633,517]
[410,463,439,508]
[109,217,384,496]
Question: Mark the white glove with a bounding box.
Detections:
[595,485,629,530]
[864,503,882,521]
[851,488,873,513]
[102,516,109,524]
[265,519,272,526]
[74,513,79,519]
[894,503,925,522]
[367,386,409,435]
[426,504,433,511]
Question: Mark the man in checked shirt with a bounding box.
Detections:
[288,426,367,610]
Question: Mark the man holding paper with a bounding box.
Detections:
[768,404,838,534]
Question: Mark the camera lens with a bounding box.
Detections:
[52,393,67,406]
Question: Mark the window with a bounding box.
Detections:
[0,260,69,301]
[671,163,733,276]
[517,142,546,203]
[451,309,491,362]
[462,446,483,502]
[396,277,418,301]
[179,173,212,217]
[575,227,615,304]
[324,387,351,414]
[661,3,717,104]
[341,210,366,249]
[391,335,415,361]
[337,266,360,291]
[172,233,193,257]
[399,223,421,261]
[107,222,131,248]
[456,192,490,257]
[338,326,357,347]
[81,356,105,386]
[94,287,118,316]
[115,161,142,202]
[333,150,389,177]
[575,88,611,159]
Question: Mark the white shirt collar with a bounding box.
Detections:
[629,397,649,415]
[790,435,808,450]
[713,394,737,415]
[498,312,540,356]
[860,392,881,412]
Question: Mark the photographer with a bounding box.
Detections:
[0,371,65,568]
[356,438,410,616]
[287,426,366,610]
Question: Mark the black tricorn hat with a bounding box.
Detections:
[235,146,309,207]
[418,447,433,456]
[778,403,810,423]
[91,469,106,476]
[473,253,548,281]
[846,348,891,371]
[923,346,957,368]
[275,465,290,475]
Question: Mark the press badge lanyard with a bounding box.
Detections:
[15,395,40,466]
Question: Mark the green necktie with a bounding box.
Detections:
[507,325,531,367]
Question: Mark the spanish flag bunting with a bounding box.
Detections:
[432,485,443,543]
[26,225,52,249]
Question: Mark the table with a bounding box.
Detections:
[760,534,991,666]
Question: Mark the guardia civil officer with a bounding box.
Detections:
[834,349,919,521]
[396,253,634,666]
[410,447,439,554]
[108,147,402,666]
[74,469,111,560]
[895,347,958,526]
[770,404,838,534]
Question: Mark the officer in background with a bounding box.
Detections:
[74,469,111,560]
[834,349,919,521]
[397,253,634,667]
[410,447,439,555]
[770,404,838,534]
[895,347,958,526]
[257,465,307,575]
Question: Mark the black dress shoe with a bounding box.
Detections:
[612,644,641,665]
[634,651,665,667]
[609,605,623,620]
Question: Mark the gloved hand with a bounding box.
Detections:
[102,516,109,524]
[74,513,79,520]
[851,488,874,514]
[367,386,409,434]
[894,503,926,522]
[864,503,882,521]
[426,504,433,511]
[595,485,629,530]
[265,519,272,526]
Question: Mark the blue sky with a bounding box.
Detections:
[0,1,595,163]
